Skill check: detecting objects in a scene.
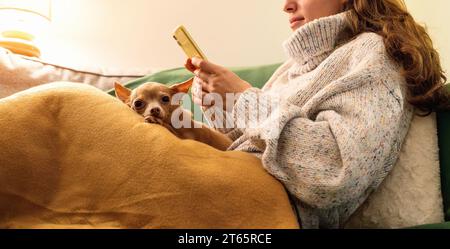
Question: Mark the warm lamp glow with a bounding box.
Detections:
[0,0,51,57]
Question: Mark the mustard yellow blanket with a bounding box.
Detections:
[0,82,298,229]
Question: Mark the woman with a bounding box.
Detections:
[185,0,449,229]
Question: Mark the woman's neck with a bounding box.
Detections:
[283,11,351,75]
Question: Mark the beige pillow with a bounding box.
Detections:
[346,113,445,228]
[0,47,154,99]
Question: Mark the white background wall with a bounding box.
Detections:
[40,0,449,76]
[40,0,291,71]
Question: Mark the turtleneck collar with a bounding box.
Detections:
[283,11,350,75]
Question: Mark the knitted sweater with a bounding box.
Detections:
[223,12,414,229]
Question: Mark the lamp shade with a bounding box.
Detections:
[0,0,51,19]
[0,0,51,57]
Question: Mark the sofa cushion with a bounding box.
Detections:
[345,113,444,228]
[115,64,446,228]
[0,47,155,99]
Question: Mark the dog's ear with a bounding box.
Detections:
[114,82,132,103]
[170,77,194,93]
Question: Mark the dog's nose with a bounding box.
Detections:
[150,107,161,116]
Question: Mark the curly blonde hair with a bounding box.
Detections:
[345,0,448,115]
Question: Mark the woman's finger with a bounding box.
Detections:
[192,78,208,101]
[194,69,213,83]
[192,90,212,107]
[184,58,197,73]
[191,57,223,74]
[192,78,202,97]
[200,79,213,93]
[193,77,209,92]
[201,91,213,107]
[193,75,212,93]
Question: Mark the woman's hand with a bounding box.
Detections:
[185,57,252,109]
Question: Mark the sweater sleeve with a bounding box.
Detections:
[212,60,294,141]
[216,87,265,141]
[229,75,412,210]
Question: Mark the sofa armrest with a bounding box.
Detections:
[410,222,450,229]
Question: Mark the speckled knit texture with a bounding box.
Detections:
[225,12,415,229]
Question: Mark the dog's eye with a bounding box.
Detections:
[161,96,170,104]
[133,100,145,109]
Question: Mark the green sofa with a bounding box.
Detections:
[108,64,450,229]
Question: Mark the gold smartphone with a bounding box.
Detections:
[173,25,208,60]
[173,25,217,127]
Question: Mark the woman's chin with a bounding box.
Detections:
[290,21,304,31]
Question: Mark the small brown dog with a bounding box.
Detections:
[114,79,232,151]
